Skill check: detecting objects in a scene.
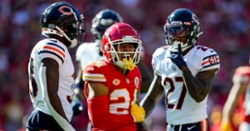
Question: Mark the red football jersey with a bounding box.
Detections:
[83,59,142,131]
[234,66,250,123]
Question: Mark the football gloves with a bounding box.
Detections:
[168,44,187,69]
[72,99,84,117]
[131,104,145,123]
[221,122,233,131]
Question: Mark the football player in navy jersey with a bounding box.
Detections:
[140,8,220,131]
[26,2,86,131]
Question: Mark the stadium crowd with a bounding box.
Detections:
[0,0,249,131]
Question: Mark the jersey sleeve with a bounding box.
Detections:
[76,43,99,70]
[152,46,167,76]
[37,40,66,66]
[75,43,87,62]
[199,46,220,72]
[75,43,90,70]
[82,61,107,82]
[233,66,250,84]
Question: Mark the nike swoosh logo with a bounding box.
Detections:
[187,125,196,130]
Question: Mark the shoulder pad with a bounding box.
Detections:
[83,60,108,82]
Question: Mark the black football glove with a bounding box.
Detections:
[72,97,84,117]
[168,44,187,69]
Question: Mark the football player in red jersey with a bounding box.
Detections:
[82,22,146,131]
[221,54,250,131]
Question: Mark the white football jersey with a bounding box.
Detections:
[28,38,75,121]
[76,42,105,70]
[152,45,220,125]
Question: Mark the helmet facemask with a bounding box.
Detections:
[74,14,87,47]
[55,14,86,48]
[106,37,142,71]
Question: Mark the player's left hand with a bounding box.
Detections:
[168,44,186,69]
[131,104,145,123]
[220,122,233,131]
[72,99,84,116]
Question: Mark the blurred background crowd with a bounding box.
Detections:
[0,0,249,131]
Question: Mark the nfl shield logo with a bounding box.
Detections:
[134,77,139,88]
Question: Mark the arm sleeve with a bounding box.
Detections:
[152,47,166,76]
[38,41,66,66]
[199,48,220,72]
[88,95,134,130]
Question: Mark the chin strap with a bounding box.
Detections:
[197,31,203,37]
[55,26,77,48]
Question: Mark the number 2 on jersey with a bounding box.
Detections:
[164,76,187,110]
[110,89,137,114]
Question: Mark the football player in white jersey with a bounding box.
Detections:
[26,2,86,131]
[140,8,220,131]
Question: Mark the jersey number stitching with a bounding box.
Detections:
[28,57,38,99]
[164,76,187,110]
[28,57,73,103]
[109,89,137,114]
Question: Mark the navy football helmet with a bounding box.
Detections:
[91,9,123,41]
[164,8,202,52]
[40,2,86,48]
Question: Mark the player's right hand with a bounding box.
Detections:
[220,122,233,131]
[131,104,145,123]
[168,44,187,69]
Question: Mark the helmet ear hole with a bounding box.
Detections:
[104,44,110,52]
